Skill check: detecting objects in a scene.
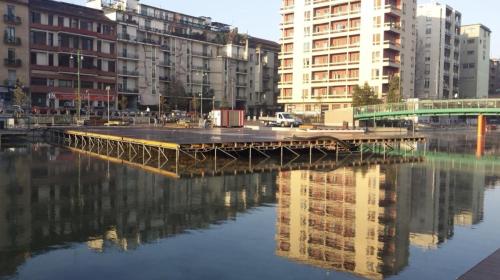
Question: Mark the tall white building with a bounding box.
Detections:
[278,0,416,115]
[415,2,461,100]
[459,24,491,99]
[87,0,279,116]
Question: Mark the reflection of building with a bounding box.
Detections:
[276,166,409,279]
[0,147,32,277]
[453,166,485,227]
[402,161,486,249]
[406,165,454,249]
[0,145,276,277]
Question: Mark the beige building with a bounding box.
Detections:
[0,0,29,104]
[87,0,279,115]
[459,24,491,99]
[415,3,461,99]
[278,0,416,116]
[276,167,409,279]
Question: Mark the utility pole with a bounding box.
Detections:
[106,86,111,122]
[86,89,90,117]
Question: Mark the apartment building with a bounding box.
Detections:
[415,3,461,100]
[276,167,410,278]
[278,0,416,115]
[459,24,491,99]
[29,0,117,109]
[489,59,500,97]
[87,0,280,115]
[0,0,29,104]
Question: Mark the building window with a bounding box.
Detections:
[32,77,47,86]
[424,79,430,88]
[31,12,41,24]
[59,80,73,88]
[5,26,15,39]
[7,48,15,60]
[8,70,16,85]
[467,50,474,55]
[7,5,15,17]
[424,64,430,75]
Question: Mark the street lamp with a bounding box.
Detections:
[70,50,83,123]
[86,89,90,117]
[106,86,111,122]
[197,72,207,120]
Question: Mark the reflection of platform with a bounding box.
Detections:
[459,249,500,280]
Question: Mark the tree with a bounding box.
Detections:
[352,82,382,107]
[386,76,402,103]
[118,95,128,110]
[12,81,28,107]
[167,78,187,110]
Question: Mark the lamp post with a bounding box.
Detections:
[70,50,83,123]
[86,89,90,117]
[106,86,111,122]
[197,72,207,120]
[158,91,162,124]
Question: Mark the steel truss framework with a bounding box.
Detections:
[48,129,426,177]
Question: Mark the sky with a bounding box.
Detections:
[66,0,500,57]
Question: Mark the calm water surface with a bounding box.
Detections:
[0,130,499,280]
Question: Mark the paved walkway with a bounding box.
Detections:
[459,249,500,280]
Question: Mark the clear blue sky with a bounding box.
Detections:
[66,0,499,57]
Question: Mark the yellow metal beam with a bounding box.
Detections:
[65,130,180,150]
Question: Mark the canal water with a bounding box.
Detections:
[0,130,499,280]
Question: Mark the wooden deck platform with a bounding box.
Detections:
[459,249,500,280]
[47,127,426,177]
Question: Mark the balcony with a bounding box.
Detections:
[384,22,401,33]
[159,76,171,82]
[3,14,21,25]
[382,58,401,68]
[236,68,248,74]
[117,85,139,94]
[118,70,140,77]
[158,61,174,68]
[4,35,21,46]
[192,50,212,58]
[4,58,22,67]
[118,52,139,60]
[160,45,171,51]
[384,4,402,15]
[192,65,210,71]
[383,40,401,50]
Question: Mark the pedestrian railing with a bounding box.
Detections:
[354,99,500,120]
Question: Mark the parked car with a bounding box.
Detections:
[5,105,24,117]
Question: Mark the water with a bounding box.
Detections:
[1,130,499,280]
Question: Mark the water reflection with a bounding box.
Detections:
[0,140,499,279]
[275,160,496,279]
[0,144,277,278]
